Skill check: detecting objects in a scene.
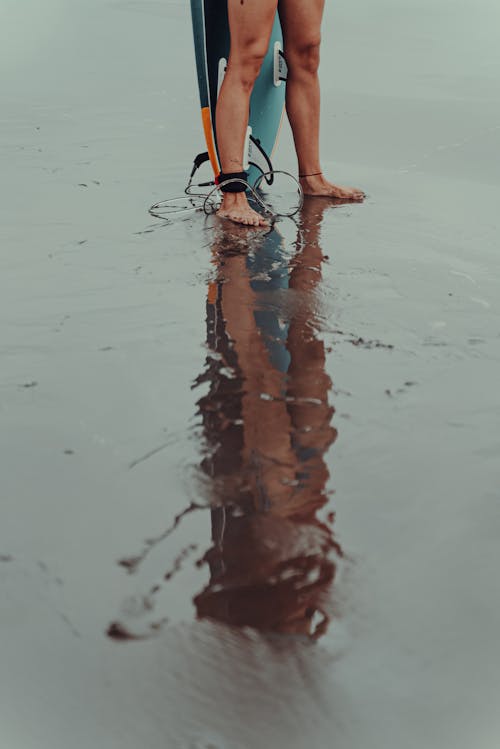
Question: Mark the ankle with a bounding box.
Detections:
[298,170,323,180]
[222,191,247,206]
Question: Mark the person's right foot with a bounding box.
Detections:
[217,192,269,227]
[299,173,365,202]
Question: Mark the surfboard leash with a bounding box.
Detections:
[201,171,303,219]
[148,152,303,221]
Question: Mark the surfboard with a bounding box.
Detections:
[190,0,287,186]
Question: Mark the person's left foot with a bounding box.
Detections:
[216,192,269,227]
[299,173,365,202]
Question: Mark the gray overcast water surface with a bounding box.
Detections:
[1,1,500,748]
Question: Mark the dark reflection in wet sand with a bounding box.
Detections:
[194,203,341,638]
[110,200,342,640]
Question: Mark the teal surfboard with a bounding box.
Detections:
[190,1,286,186]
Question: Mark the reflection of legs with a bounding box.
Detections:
[279,0,364,201]
[286,201,337,513]
[219,251,297,505]
[216,0,277,227]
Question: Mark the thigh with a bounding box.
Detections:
[278,0,325,48]
[227,0,279,59]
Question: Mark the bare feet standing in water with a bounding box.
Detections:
[217,192,270,227]
[216,0,365,227]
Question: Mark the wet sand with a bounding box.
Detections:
[1,1,500,747]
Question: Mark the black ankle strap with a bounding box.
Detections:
[216,171,248,193]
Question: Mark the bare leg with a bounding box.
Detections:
[279,0,364,201]
[216,0,278,227]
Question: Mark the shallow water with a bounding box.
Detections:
[1,1,500,748]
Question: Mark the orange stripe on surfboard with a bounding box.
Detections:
[207,282,218,306]
[201,107,220,176]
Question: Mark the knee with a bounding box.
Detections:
[286,35,321,76]
[228,41,268,92]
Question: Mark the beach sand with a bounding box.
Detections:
[1,1,500,747]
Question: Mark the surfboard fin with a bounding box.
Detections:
[273,43,288,87]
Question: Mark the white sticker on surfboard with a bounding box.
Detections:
[273,42,287,87]
[243,126,251,170]
[217,57,227,98]
[247,136,271,175]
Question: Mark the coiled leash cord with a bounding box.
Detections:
[149,166,303,221]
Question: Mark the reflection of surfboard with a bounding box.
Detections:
[190,1,286,185]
